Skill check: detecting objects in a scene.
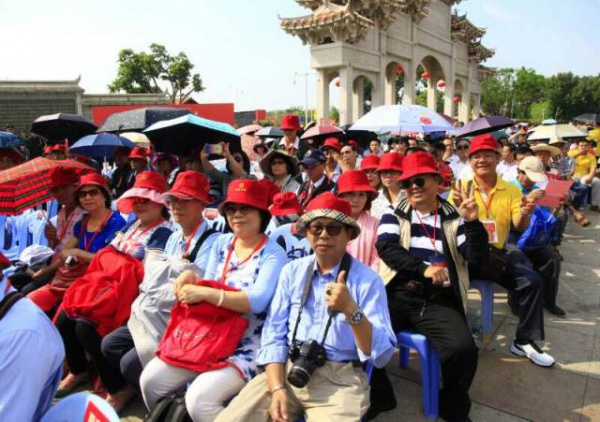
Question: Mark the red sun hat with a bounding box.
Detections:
[117,171,168,213]
[360,154,380,171]
[51,144,68,153]
[322,138,342,152]
[129,146,149,160]
[296,192,360,240]
[336,170,378,198]
[399,151,440,181]
[163,171,212,204]
[257,178,281,207]
[280,115,301,131]
[43,146,53,155]
[347,140,360,150]
[469,134,500,156]
[219,179,269,214]
[377,152,404,173]
[75,173,110,198]
[50,168,78,189]
[270,192,303,217]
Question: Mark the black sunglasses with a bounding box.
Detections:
[401,177,426,189]
[307,222,345,236]
[456,145,470,150]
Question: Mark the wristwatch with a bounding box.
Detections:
[346,307,365,326]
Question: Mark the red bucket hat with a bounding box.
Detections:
[270,192,303,217]
[296,192,360,240]
[322,138,342,153]
[117,171,168,213]
[336,170,377,199]
[50,168,78,189]
[51,144,68,153]
[360,155,380,171]
[280,115,301,131]
[219,179,269,213]
[258,178,281,207]
[129,146,149,160]
[469,134,499,156]
[377,152,404,173]
[163,171,212,204]
[75,173,110,198]
[399,151,439,181]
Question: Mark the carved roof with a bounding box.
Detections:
[439,0,462,5]
[451,13,486,43]
[468,42,495,63]
[478,65,496,81]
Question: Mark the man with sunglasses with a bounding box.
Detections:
[451,134,555,368]
[297,149,335,208]
[216,193,396,422]
[450,139,471,180]
[374,151,488,422]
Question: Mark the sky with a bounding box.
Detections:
[0,0,598,112]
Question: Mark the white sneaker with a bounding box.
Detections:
[510,340,556,367]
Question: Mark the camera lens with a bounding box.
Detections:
[287,365,311,388]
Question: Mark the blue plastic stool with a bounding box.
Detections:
[40,392,119,422]
[470,279,495,344]
[397,331,439,419]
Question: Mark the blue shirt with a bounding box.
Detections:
[163,220,220,276]
[0,280,65,421]
[257,255,396,368]
[73,212,127,253]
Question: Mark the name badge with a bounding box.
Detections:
[482,219,499,244]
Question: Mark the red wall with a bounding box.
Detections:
[91,103,235,126]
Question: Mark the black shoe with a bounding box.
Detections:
[364,398,397,421]
[544,303,567,318]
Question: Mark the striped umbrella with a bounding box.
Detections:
[0,157,95,215]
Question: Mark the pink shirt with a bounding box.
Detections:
[52,207,85,263]
[346,212,380,273]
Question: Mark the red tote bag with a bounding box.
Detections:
[156,280,249,374]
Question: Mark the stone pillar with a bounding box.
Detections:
[371,73,383,108]
[459,90,471,124]
[427,77,436,111]
[384,65,394,105]
[473,94,481,118]
[316,70,330,125]
[403,62,415,105]
[443,81,454,117]
[353,77,364,122]
[339,66,354,126]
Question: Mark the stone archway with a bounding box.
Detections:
[384,61,415,105]
[352,74,374,121]
[418,55,447,113]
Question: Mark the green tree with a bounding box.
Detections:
[329,106,340,123]
[545,72,579,121]
[108,43,205,104]
[481,68,516,116]
[512,68,546,119]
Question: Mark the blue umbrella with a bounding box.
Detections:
[70,133,135,159]
[144,113,241,156]
[0,131,26,148]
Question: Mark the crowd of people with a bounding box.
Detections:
[1,114,599,422]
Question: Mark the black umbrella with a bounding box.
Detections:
[456,115,515,138]
[97,107,190,133]
[341,124,379,150]
[573,113,600,124]
[31,113,97,144]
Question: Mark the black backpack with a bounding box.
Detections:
[144,390,191,422]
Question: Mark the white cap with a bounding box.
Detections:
[518,156,548,183]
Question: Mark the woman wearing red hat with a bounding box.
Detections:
[337,170,380,272]
[360,154,382,191]
[268,192,312,261]
[278,115,301,157]
[140,179,287,422]
[28,173,126,315]
[371,152,404,219]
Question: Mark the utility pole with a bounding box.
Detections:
[294,72,315,124]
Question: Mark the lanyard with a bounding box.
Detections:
[414,202,439,253]
[57,209,78,244]
[476,189,495,219]
[124,220,163,243]
[182,220,203,258]
[220,235,267,283]
[82,211,113,252]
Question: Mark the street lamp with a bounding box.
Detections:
[294,71,316,125]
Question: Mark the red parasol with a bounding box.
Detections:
[300,125,344,140]
[237,124,263,136]
[0,157,96,215]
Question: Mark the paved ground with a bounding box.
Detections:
[112,212,599,421]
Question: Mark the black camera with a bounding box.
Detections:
[287,339,327,388]
[65,255,78,268]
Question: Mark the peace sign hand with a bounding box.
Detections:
[458,184,479,222]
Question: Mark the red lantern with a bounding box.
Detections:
[422,72,430,79]
[437,80,446,88]
[335,79,340,87]
[396,65,404,74]
[453,96,461,103]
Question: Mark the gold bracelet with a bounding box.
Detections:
[216,289,225,307]
[270,385,286,394]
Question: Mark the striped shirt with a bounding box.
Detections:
[377,203,467,265]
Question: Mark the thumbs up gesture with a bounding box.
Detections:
[324,270,357,316]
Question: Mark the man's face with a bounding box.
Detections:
[470,150,499,177]
[131,158,146,172]
[516,134,527,144]
[340,146,356,166]
[456,142,470,160]
[51,184,77,207]
[579,142,590,153]
[516,152,532,164]
[283,129,296,141]
[443,139,454,155]
[115,154,130,167]
[322,147,338,164]
[306,217,351,261]
[517,170,535,189]
[501,146,514,163]
[369,140,380,153]
[303,161,326,182]
[169,197,205,227]
[157,159,172,176]
[404,173,439,207]
[535,151,551,166]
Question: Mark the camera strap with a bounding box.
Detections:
[290,253,352,347]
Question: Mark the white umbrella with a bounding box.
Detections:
[527,124,588,143]
[120,132,151,147]
[349,105,454,133]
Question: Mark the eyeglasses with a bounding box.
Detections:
[307,222,345,236]
[401,177,426,189]
[470,153,497,162]
[77,188,101,199]
[223,204,255,216]
[456,145,470,150]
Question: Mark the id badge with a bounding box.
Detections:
[431,255,451,287]
[482,219,499,244]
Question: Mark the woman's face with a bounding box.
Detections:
[379,170,401,189]
[340,191,369,216]
[77,185,106,212]
[271,158,288,177]
[223,203,262,237]
[132,198,164,225]
[364,169,381,189]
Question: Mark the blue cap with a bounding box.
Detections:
[299,148,326,166]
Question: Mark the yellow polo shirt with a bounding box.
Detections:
[568,150,596,178]
[449,177,522,249]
